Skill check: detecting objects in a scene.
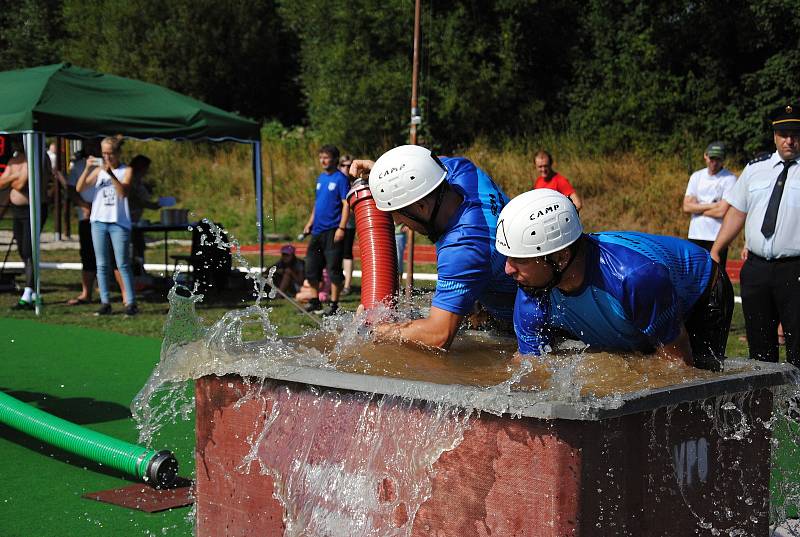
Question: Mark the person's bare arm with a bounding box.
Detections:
[0,162,24,190]
[108,166,132,198]
[303,207,315,235]
[682,195,713,214]
[569,191,583,212]
[372,306,464,350]
[334,200,349,243]
[701,199,730,218]
[656,324,693,366]
[75,163,99,193]
[710,206,746,262]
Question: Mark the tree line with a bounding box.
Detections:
[1,0,798,159]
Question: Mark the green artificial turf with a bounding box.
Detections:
[0,318,194,537]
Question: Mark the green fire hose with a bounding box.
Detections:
[0,390,177,488]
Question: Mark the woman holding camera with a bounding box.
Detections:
[76,136,137,316]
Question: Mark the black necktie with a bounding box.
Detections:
[761,160,797,238]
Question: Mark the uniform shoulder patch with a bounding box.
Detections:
[747,153,771,166]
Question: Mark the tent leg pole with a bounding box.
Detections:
[24,133,43,315]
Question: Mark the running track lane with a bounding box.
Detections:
[243,244,744,284]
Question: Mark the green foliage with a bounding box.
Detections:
[277,0,412,153]
[0,0,66,70]
[61,0,301,123]
[1,0,798,156]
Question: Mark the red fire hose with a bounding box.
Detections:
[347,179,398,309]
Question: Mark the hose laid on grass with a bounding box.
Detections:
[0,390,177,488]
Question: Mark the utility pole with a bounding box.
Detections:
[406,0,423,299]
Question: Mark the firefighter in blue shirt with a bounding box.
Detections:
[496,189,734,370]
[350,145,517,349]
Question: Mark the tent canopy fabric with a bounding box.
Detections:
[0,63,260,141]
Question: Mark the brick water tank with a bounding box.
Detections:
[194,360,794,536]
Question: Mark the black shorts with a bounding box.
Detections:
[12,204,48,260]
[342,228,356,260]
[78,219,97,271]
[685,262,734,371]
[306,228,345,285]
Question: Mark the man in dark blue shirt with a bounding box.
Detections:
[350,145,516,349]
[496,189,734,370]
[302,145,351,315]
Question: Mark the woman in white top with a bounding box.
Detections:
[76,136,137,316]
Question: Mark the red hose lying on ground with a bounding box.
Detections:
[347,179,398,309]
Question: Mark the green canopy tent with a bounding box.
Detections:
[0,63,264,314]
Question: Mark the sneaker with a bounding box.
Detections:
[321,302,339,317]
[125,304,139,316]
[11,299,34,311]
[304,298,322,313]
[95,303,112,316]
[341,287,352,296]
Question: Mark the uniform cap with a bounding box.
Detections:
[770,102,800,132]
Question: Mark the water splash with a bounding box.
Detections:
[131,220,800,536]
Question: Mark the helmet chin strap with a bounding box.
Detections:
[398,182,447,243]
[520,240,581,298]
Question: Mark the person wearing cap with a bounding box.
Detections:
[302,144,351,316]
[269,244,306,296]
[682,142,737,270]
[349,145,517,349]
[497,189,733,369]
[711,102,800,365]
[532,150,582,211]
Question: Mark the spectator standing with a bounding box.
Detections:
[711,102,800,364]
[0,140,50,310]
[395,223,409,277]
[339,154,356,295]
[302,145,350,315]
[65,140,102,305]
[682,142,737,269]
[128,154,162,276]
[532,150,583,211]
[76,136,138,316]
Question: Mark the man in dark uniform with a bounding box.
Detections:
[711,102,800,364]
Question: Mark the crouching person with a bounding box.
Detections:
[496,190,733,370]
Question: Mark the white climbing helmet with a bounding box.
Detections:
[369,145,448,211]
[495,189,582,258]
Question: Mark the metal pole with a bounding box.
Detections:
[53,137,62,241]
[269,151,276,234]
[253,141,265,274]
[24,133,43,315]
[406,0,423,299]
[61,138,71,239]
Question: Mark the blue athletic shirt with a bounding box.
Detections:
[514,232,713,355]
[432,157,517,321]
[312,170,350,234]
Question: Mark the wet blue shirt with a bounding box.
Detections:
[432,157,517,321]
[312,170,350,234]
[514,232,713,355]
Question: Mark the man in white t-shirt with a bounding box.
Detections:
[682,141,737,269]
